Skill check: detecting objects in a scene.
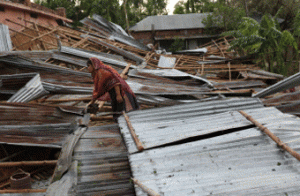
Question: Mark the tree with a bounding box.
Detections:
[35,0,168,29]
[229,0,300,30]
[223,8,298,75]
[202,2,246,32]
[173,0,214,14]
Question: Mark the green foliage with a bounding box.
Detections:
[292,11,300,37]
[173,0,214,15]
[223,8,298,76]
[202,3,246,32]
[34,0,167,29]
[168,38,185,53]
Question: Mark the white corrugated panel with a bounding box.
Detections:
[129,108,300,195]
[119,98,265,153]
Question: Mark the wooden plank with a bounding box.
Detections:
[0,160,57,167]
[9,29,58,49]
[71,37,89,48]
[0,189,46,193]
[34,23,47,50]
[132,178,160,196]
[51,127,87,183]
[123,112,144,151]
[239,110,300,161]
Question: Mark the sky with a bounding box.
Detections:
[167,0,182,15]
[30,0,183,15]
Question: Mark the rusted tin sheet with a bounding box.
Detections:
[214,80,266,90]
[0,102,79,147]
[73,125,135,196]
[263,91,300,106]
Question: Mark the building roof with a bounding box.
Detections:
[119,97,264,153]
[129,109,300,195]
[129,13,210,32]
[0,0,72,23]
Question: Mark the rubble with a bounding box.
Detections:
[1,5,300,195]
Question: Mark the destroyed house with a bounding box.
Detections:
[0,0,72,32]
[129,13,219,51]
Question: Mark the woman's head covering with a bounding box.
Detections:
[89,57,105,70]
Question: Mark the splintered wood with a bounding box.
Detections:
[7,19,259,77]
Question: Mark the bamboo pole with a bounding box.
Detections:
[71,37,89,48]
[44,97,92,103]
[228,62,231,81]
[33,23,47,50]
[0,189,46,194]
[9,29,58,49]
[120,63,132,79]
[132,178,160,196]
[122,112,144,151]
[90,116,114,121]
[239,110,300,161]
[0,160,57,167]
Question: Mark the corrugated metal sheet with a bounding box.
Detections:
[60,46,135,69]
[213,80,266,90]
[0,55,91,77]
[0,123,75,148]
[130,13,210,31]
[0,24,12,52]
[129,107,300,195]
[1,73,49,103]
[1,194,45,196]
[42,82,92,94]
[85,35,145,64]
[51,52,88,67]
[81,14,150,51]
[0,102,80,147]
[130,68,213,87]
[253,71,300,98]
[119,98,264,153]
[72,124,135,195]
[126,78,209,96]
[263,91,300,106]
[276,100,300,116]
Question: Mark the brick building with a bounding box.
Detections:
[0,0,72,33]
[129,13,219,51]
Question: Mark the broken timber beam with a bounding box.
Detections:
[0,160,57,167]
[122,111,144,151]
[239,110,300,161]
[9,29,58,49]
[0,189,46,194]
[120,63,131,79]
[132,178,160,196]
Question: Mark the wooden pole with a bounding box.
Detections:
[228,62,231,81]
[44,97,92,103]
[239,110,300,161]
[122,112,144,151]
[132,178,160,196]
[0,189,46,194]
[120,63,132,79]
[90,116,114,121]
[0,160,57,167]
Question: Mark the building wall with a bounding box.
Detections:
[130,28,209,50]
[0,6,59,33]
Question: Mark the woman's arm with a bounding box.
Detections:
[114,85,123,103]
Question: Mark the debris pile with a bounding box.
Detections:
[1,4,300,195]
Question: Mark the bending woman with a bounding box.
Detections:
[87,57,139,121]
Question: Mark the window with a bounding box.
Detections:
[30,13,38,18]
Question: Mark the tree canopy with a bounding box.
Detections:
[222,8,299,75]
[34,0,168,28]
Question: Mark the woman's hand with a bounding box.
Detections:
[114,85,123,103]
[116,94,123,103]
